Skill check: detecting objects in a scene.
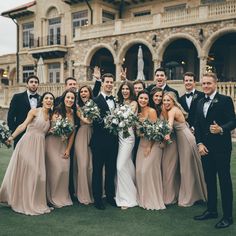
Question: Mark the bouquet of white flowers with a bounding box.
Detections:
[136,119,172,143]
[79,99,100,121]
[0,121,11,148]
[104,104,138,138]
[49,117,74,141]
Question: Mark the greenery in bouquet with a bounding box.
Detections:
[49,117,74,141]
[80,99,101,121]
[0,121,12,148]
[136,119,172,143]
[104,104,138,138]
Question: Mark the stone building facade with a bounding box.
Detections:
[0,0,236,87]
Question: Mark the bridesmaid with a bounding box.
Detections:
[115,81,138,209]
[0,92,54,215]
[74,85,93,205]
[162,92,207,207]
[136,90,166,210]
[150,87,180,205]
[45,89,76,208]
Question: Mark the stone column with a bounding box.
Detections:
[74,63,88,82]
[199,56,207,82]
[115,63,122,81]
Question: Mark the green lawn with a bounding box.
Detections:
[0,146,236,236]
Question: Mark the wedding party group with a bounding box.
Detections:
[0,67,235,229]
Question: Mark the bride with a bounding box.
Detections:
[115,81,138,209]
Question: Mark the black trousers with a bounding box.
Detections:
[91,145,117,202]
[201,151,233,218]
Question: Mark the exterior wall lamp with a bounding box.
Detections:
[113,40,119,51]
[199,28,204,43]
[152,34,158,47]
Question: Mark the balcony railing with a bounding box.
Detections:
[74,0,236,41]
[1,81,236,108]
[30,35,67,48]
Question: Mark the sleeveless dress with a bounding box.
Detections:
[136,137,166,210]
[174,121,207,206]
[115,127,138,207]
[45,118,74,208]
[74,120,93,204]
[0,108,52,215]
[162,131,180,205]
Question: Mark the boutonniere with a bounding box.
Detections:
[211,98,218,104]
[192,94,198,100]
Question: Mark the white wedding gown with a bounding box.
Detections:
[115,127,138,207]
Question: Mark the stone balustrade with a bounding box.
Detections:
[75,0,236,41]
[1,81,236,109]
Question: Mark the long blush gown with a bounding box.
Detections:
[136,138,166,210]
[45,119,74,208]
[74,120,93,204]
[0,108,52,215]
[174,121,207,206]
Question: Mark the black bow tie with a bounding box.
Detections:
[29,94,38,99]
[106,95,114,100]
[186,92,193,98]
[204,96,211,103]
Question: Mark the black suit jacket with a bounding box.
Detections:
[147,83,180,100]
[90,94,118,150]
[7,91,40,144]
[180,90,204,128]
[195,92,235,153]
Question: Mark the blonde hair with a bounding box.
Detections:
[163,91,188,119]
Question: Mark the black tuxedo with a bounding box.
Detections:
[7,91,40,147]
[90,94,118,202]
[147,84,180,100]
[180,90,204,128]
[195,92,235,218]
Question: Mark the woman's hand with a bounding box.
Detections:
[63,149,70,159]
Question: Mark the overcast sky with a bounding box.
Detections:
[0,0,30,56]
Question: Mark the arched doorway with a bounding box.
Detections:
[207,33,236,82]
[123,44,153,81]
[162,39,199,81]
[90,48,115,80]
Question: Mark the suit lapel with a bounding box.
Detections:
[23,91,31,109]
[206,93,219,118]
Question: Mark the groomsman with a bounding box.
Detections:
[54,77,77,106]
[179,72,204,130]
[147,67,179,100]
[194,72,235,229]
[7,75,40,147]
[90,73,118,210]
[133,79,146,97]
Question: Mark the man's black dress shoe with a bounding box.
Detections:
[107,198,117,207]
[215,217,233,229]
[94,201,105,210]
[194,211,218,220]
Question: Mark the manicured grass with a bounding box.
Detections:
[0,145,236,236]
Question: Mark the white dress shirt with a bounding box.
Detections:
[185,89,195,109]
[203,90,217,117]
[101,92,115,111]
[27,91,38,108]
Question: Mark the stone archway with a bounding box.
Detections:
[117,39,154,81]
[158,34,200,80]
[204,31,236,82]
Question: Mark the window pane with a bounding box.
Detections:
[72,10,88,37]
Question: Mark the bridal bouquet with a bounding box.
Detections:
[136,119,172,143]
[79,99,100,121]
[49,117,74,141]
[104,104,137,138]
[0,121,11,148]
